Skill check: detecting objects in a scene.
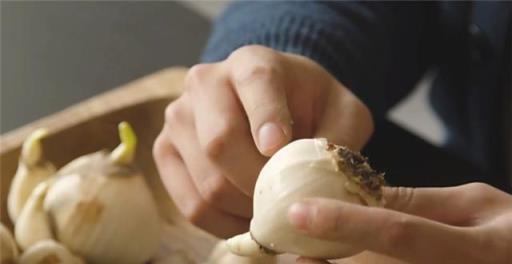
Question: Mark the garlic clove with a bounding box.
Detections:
[229,138,385,259]
[0,222,19,263]
[18,239,85,264]
[209,240,276,264]
[8,128,56,223]
[15,181,53,250]
[226,233,271,257]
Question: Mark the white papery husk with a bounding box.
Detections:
[229,138,384,259]
[43,151,162,264]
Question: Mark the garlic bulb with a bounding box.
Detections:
[8,129,56,223]
[227,138,385,259]
[19,239,85,264]
[207,241,276,264]
[15,182,53,250]
[1,222,19,263]
[43,122,162,264]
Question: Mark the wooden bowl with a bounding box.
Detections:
[0,67,219,262]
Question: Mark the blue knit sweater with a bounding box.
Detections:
[201,1,511,190]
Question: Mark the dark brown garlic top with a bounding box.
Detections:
[327,143,386,201]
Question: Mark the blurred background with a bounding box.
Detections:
[1,1,444,145]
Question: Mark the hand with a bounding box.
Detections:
[153,45,373,238]
[288,182,512,264]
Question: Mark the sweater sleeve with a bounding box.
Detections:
[201,1,437,117]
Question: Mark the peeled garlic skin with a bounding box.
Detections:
[250,138,373,259]
[44,151,161,264]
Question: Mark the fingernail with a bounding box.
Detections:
[288,202,313,231]
[258,122,287,155]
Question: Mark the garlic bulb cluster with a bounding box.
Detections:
[18,240,84,264]
[227,138,385,259]
[1,222,18,263]
[43,122,162,264]
[8,129,56,223]
[9,122,162,264]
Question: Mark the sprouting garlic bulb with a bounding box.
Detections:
[8,129,56,223]
[228,138,385,259]
[19,240,85,264]
[42,122,162,264]
[1,222,19,263]
[15,182,53,250]
[207,241,276,264]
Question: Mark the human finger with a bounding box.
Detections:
[288,198,484,264]
[383,183,512,225]
[227,45,293,156]
[314,84,373,152]
[154,118,249,237]
[186,64,267,196]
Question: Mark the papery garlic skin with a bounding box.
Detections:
[8,129,56,223]
[19,239,85,264]
[229,138,384,259]
[43,151,162,264]
[15,182,53,251]
[1,223,19,263]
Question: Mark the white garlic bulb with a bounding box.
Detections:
[227,138,385,259]
[1,222,19,263]
[42,122,162,264]
[15,182,53,250]
[8,129,56,223]
[19,239,85,264]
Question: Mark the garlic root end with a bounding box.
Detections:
[226,232,272,257]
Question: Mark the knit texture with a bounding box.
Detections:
[201,1,511,190]
[202,2,436,117]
